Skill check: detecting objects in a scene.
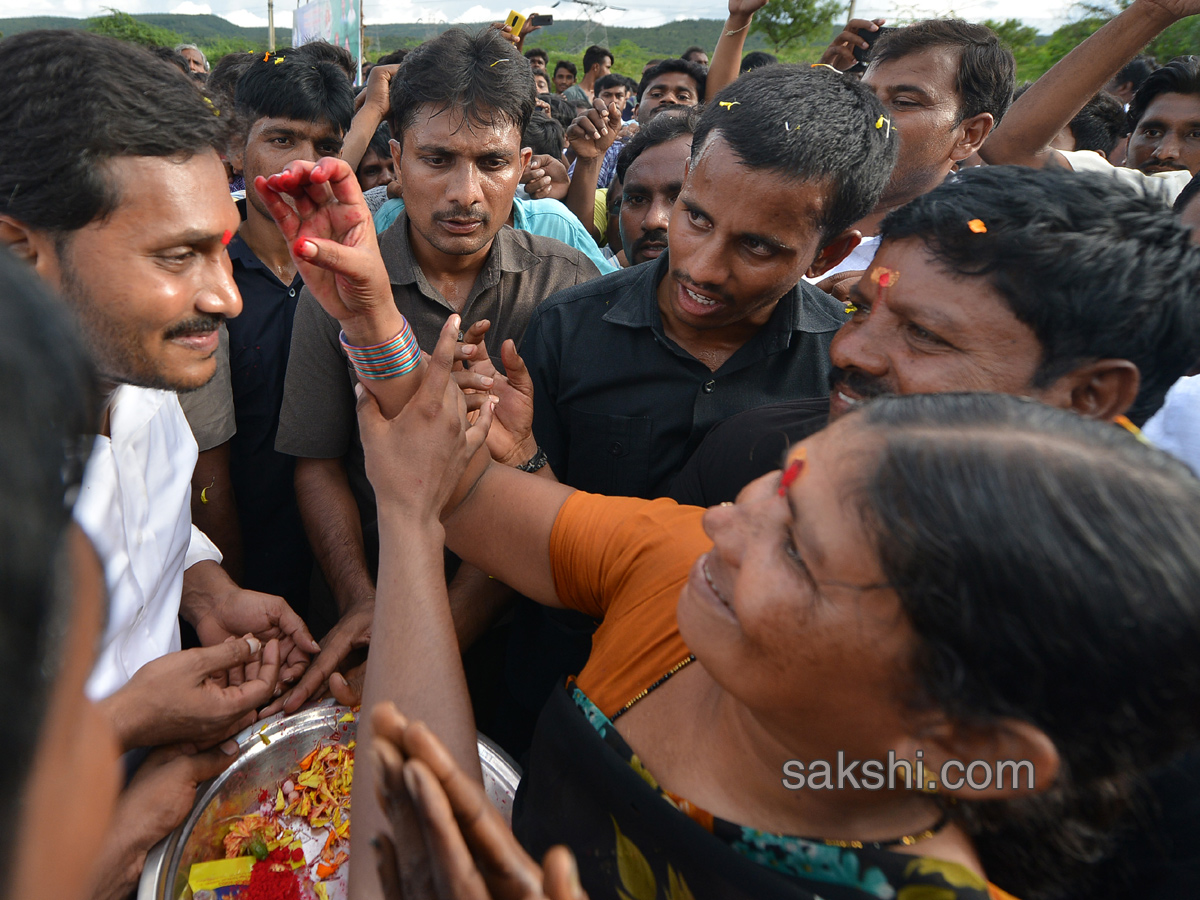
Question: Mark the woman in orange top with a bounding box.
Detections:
[351,327,1200,900]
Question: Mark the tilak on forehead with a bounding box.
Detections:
[779,446,807,496]
[870,266,899,288]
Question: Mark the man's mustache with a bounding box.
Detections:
[827,365,893,401]
[164,314,222,340]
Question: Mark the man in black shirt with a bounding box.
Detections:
[223,50,353,607]
[493,65,896,754]
[523,65,897,499]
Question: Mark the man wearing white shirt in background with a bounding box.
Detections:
[0,30,319,899]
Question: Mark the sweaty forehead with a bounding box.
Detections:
[403,105,523,151]
[685,135,827,245]
[867,238,1030,343]
[97,152,238,243]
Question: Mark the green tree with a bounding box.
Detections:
[87,9,184,47]
[751,0,845,51]
[1148,16,1200,61]
[982,18,1038,51]
[202,36,269,64]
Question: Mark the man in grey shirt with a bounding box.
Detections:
[274,27,601,713]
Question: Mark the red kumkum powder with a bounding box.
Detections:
[244,849,303,900]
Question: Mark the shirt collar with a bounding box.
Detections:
[378,207,542,297]
[600,251,843,339]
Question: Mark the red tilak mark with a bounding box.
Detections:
[877,270,892,288]
[221,229,234,246]
[778,459,804,495]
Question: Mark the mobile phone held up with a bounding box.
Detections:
[505,10,528,35]
[853,25,893,65]
[529,13,553,26]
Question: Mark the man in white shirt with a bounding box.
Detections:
[979,0,1200,204]
[0,30,319,899]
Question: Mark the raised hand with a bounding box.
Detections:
[727,0,770,18]
[819,18,887,71]
[566,98,623,161]
[255,157,400,345]
[355,62,401,116]
[522,154,570,201]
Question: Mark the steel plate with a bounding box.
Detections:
[138,700,520,900]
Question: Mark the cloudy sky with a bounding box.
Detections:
[10,0,1081,39]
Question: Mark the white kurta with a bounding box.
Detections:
[75,385,222,701]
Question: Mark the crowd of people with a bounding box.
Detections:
[4,1,1200,898]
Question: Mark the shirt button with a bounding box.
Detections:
[703,380,716,394]
[289,289,296,297]
[609,441,623,456]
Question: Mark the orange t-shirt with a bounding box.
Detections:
[549,491,711,718]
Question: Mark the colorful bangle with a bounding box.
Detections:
[339,320,422,381]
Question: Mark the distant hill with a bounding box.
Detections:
[0,12,773,56]
[0,13,291,45]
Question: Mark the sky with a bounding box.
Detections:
[6,0,1081,41]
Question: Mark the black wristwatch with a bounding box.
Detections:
[516,445,549,473]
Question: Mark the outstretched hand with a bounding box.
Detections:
[254,157,399,343]
[455,340,536,468]
[370,703,587,900]
[101,638,282,751]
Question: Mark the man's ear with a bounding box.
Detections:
[951,112,995,162]
[806,230,862,279]
[1035,359,1141,422]
[519,146,534,174]
[0,216,64,286]
[388,138,405,195]
[899,716,1061,801]
[226,135,248,176]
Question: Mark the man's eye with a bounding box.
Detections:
[907,322,944,344]
[624,195,647,206]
